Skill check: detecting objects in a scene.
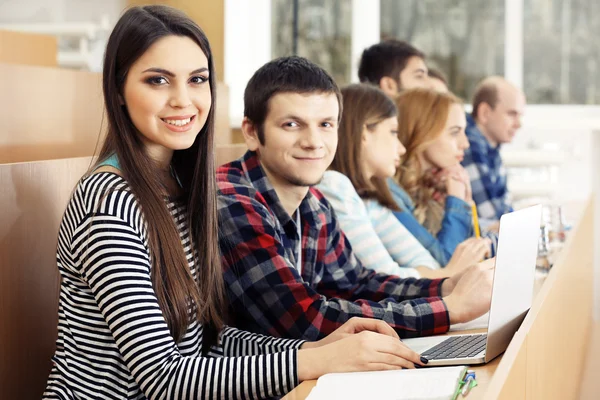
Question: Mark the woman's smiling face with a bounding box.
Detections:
[122,35,212,164]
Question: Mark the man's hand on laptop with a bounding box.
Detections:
[441,258,495,324]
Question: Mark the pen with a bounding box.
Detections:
[461,376,474,397]
[471,203,481,238]
[459,370,476,398]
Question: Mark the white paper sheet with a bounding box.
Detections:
[306,366,466,400]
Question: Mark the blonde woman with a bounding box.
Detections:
[390,88,494,263]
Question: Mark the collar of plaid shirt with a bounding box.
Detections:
[465,113,510,220]
[466,114,501,160]
[236,150,326,239]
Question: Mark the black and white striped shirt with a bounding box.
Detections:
[43,172,304,399]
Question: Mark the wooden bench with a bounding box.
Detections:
[0,142,246,398]
[0,157,93,399]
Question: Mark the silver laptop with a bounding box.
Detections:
[402,204,542,366]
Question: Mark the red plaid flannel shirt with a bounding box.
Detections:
[217,151,450,340]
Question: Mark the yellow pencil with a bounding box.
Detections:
[471,203,481,238]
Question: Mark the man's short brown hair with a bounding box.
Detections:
[358,40,425,86]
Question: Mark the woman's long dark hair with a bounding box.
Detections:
[329,83,400,210]
[98,5,226,349]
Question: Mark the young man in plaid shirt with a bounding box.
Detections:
[461,77,526,232]
[217,56,494,341]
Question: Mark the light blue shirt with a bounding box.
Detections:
[317,171,440,278]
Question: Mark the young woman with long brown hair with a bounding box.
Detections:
[317,84,490,279]
[43,6,425,399]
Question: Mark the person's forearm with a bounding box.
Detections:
[416,266,451,279]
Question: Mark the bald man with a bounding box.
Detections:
[461,76,526,232]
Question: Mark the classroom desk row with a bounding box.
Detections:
[0,154,592,399]
[284,198,594,400]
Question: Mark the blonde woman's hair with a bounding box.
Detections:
[330,83,399,210]
[393,88,463,234]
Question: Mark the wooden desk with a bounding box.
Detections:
[283,329,502,400]
[284,198,593,400]
[579,321,600,399]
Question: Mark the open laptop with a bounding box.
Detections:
[402,204,542,366]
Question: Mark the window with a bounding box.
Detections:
[523,0,600,104]
[380,0,505,102]
[271,0,353,86]
[227,0,600,128]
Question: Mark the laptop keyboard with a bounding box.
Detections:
[421,334,487,360]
